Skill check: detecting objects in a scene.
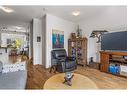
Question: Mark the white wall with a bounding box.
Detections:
[42,16,46,66]
[29,21,33,59]
[78,7,127,62]
[33,18,43,65]
[45,14,76,68]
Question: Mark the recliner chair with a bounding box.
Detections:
[50,49,77,86]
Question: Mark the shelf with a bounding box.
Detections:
[109,59,127,64]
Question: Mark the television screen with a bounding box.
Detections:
[101,31,127,51]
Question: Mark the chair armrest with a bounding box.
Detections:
[66,57,76,61]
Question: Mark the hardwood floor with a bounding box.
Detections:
[26,62,127,89]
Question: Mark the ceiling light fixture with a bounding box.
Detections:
[15,26,22,30]
[0,6,14,13]
[72,11,80,16]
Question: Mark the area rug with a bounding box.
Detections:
[43,73,98,89]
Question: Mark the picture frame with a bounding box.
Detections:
[37,36,41,42]
[52,29,64,49]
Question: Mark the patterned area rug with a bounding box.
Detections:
[43,73,98,89]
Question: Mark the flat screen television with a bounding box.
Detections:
[101,31,127,51]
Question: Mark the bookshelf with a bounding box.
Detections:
[68,37,87,66]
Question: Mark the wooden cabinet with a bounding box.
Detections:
[100,52,109,72]
[68,38,87,66]
[100,51,127,77]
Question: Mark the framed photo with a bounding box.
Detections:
[52,29,64,49]
[37,36,41,42]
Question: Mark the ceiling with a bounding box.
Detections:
[44,6,107,22]
[0,6,108,26]
[0,6,127,29]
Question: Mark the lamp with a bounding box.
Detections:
[90,30,108,43]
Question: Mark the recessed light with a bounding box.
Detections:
[0,6,14,13]
[72,11,80,16]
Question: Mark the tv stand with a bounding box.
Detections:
[100,51,127,77]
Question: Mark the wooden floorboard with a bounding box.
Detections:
[26,62,127,89]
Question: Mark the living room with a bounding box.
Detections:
[1,0,127,95]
